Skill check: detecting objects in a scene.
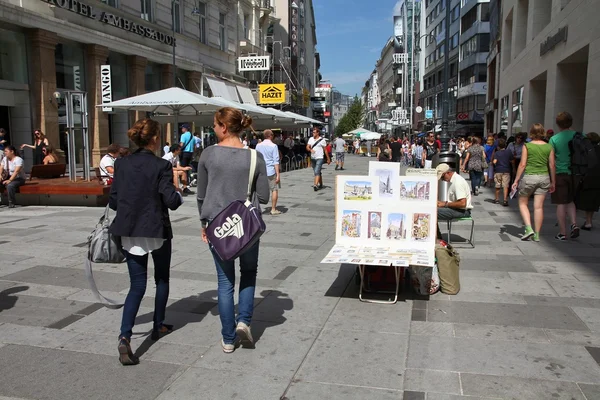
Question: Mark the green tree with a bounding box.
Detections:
[335,97,364,135]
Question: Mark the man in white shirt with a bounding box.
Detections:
[163,144,193,195]
[256,129,281,215]
[163,142,170,155]
[334,134,346,171]
[0,145,26,208]
[436,163,473,238]
[306,127,331,191]
[99,144,121,185]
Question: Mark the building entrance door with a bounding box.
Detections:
[0,107,10,146]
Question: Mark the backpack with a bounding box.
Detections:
[569,132,598,176]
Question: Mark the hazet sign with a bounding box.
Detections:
[258,84,286,104]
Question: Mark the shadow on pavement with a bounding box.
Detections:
[500,224,524,239]
[0,286,29,313]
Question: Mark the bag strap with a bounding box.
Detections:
[246,149,257,201]
[312,138,323,148]
[85,258,124,309]
[182,133,194,151]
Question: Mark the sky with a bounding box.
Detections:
[313,0,401,97]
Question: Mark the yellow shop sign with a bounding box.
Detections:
[259,84,286,104]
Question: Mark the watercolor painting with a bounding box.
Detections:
[386,213,407,240]
[343,180,374,201]
[399,180,431,201]
[341,210,362,238]
[412,213,432,242]
[368,211,382,240]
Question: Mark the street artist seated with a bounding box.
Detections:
[436,163,473,239]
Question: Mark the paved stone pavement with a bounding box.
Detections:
[0,154,599,400]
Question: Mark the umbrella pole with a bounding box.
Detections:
[174,111,180,144]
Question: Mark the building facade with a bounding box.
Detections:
[419,0,461,133]
[0,0,271,167]
[456,0,489,135]
[495,0,599,134]
[485,0,502,134]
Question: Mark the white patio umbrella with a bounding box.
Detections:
[98,87,225,114]
[360,132,382,140]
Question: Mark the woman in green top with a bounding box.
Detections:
[512,124,556,241]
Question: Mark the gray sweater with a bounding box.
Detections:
[196,146,270,223]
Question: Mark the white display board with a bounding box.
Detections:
[321,162,438,267]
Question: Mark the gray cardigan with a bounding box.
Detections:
[196,146,270,224]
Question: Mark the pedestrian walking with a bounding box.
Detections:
[178,124,195,168]
[508,133,525,185]
[424,132,439,168]
[197,107,269,353]
[389,137,402,163]
[412,139,425,168]
[492,138,513,206]
[256,129,281,215]
[511,123,555,241]
[575,132,600,230]
[463,136,485,196]
[483,135,496,187]
[334,134,346,170]
[109,119,183,365]
[549,112,580,240]
[307,127,331,191]
[0,145,26,208]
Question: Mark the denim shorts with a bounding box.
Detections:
[311,158,324,176]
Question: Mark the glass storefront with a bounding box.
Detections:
[55,42,86,164]
[145,62,162,92]
[0,28,27,84]
[107,52,129,146]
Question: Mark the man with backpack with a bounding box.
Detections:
[549,112,593,240]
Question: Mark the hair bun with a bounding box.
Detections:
[241,114,253,129]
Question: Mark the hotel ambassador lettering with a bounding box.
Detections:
[40,0,176,46]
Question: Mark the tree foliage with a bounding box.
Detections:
[335,97,365,135]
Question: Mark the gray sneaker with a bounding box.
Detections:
[236,322,254,348]
[221,338,239,354]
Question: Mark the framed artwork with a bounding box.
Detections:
[367,211,382,240]
[337,175,379,203]
[368,161,400,201]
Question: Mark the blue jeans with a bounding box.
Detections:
[311,158,324,176]
[469,170,483,193]
[210,241,260,344]
[120,239,171,340]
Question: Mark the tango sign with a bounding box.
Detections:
[540,26,568,56]
[258,84,286,104]
[100,65,112,112]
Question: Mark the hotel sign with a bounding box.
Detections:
[540,26,568,56]
[40,0,176,46]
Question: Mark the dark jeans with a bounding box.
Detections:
[210,241,259,344]
[437,208,471,239]
[180,152,193,167]
[469,170,483,193]
[120,239,171,340]
[1,177,25,204]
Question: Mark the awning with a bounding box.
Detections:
[224,82,241,102]
[205,76,231,100]
[237,85,257,105]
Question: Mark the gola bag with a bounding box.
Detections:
[206,149,266,261]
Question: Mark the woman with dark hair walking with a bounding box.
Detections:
[109,119,183,365]
[197,107,269,353]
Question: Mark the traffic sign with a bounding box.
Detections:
[425,110,433,119]
[415,106,423,114]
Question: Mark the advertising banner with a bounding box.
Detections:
[258,84,286,104]
[238,56,270,71]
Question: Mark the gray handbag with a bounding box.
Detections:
[84,205,125,309]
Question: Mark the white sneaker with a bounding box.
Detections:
[236,322,254,348]
[221,338,238,354]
